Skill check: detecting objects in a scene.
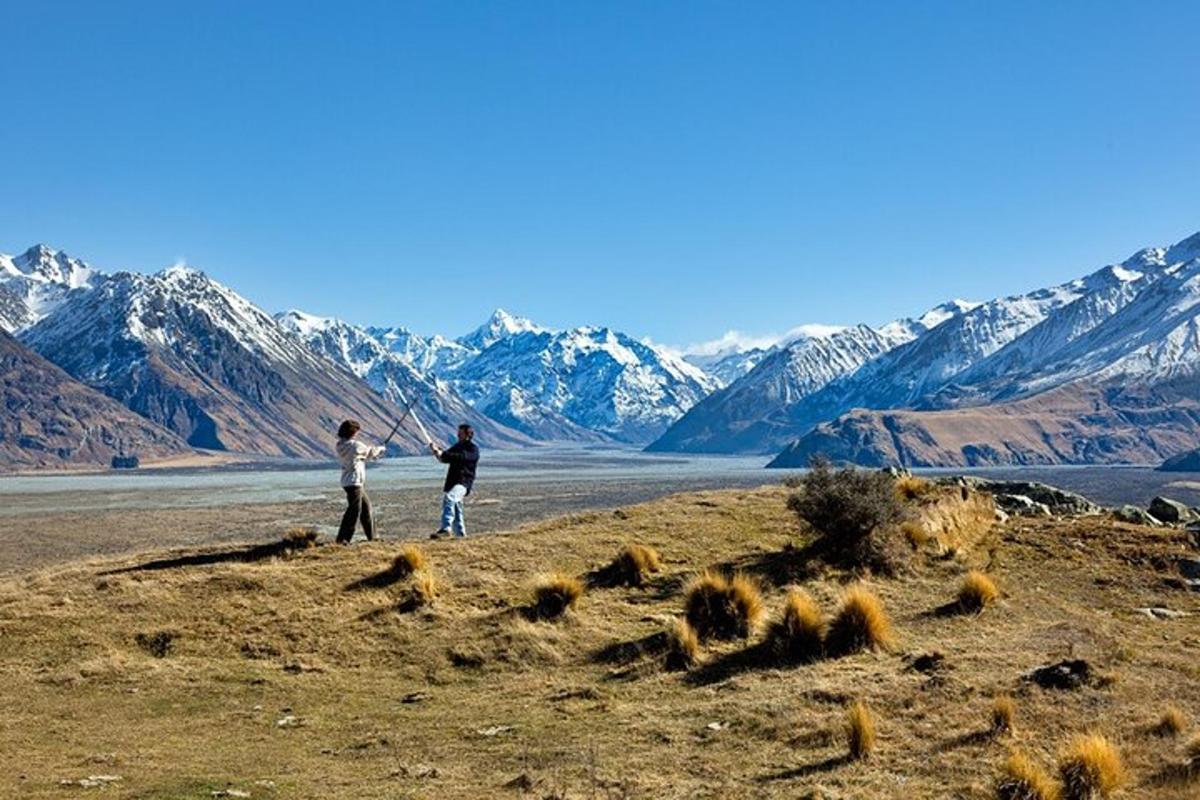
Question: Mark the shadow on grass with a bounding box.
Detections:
[101,537,318,574]
[757,754,851,782]
[1146,762,1198,789]
[592,631,670,665]
[344,563,411,592]
[933,729,994,753]
[717,541,826,589]
[682,640,817,687]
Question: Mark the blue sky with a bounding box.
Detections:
[2,1,1197,350]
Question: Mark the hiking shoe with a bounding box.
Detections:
[430,529,451,540]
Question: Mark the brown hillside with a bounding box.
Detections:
[1,485,1197,798]
[0,330,189,469]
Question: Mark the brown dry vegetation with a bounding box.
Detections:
[959,569,1001,613]
[992,694,1017,737]
[1058,734,1125,799]
[846,699,876,760]
[0,483,1198,798]
[997,750,1061,800]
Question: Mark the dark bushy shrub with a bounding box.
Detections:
[787,456,907,573]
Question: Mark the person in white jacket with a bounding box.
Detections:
[335,419,386,544]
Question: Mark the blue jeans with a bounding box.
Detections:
[440,484,468,536]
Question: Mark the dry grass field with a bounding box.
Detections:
[1,481,1198,798]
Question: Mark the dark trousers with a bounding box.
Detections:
[338,486,374,543]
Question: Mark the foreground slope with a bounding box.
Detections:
[2,484,1197,798]
[0,330,188,469]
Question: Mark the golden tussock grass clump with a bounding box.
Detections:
[958,570,1000,613]
[610,543,662,586]
[392,544,428,578]
[894,474,934,502]
[398,570,440,612]
[282,526,319,550]
[846,700,875,761]
[991,694,1017,737]
[1057,734,1124,800]
[826,586,895,656]
[901,520,931,549]
[768,588,825,663]
[531,573,583,620]
[663,618,700,671]
[996,751,1061,800]
[1151,706,1187,737]
[683,570,765,641]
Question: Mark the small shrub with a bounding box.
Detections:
[846,700,875,760]
[958,570,999,613]
[996,751,1061,800]
[1151,706,1187,737]
[610,544,663,587]
[826,586,895,656]
[894,474,933,501]
[991,695,1016,737]
[1057,734,1124,800]
[768,589,825,662]
[532,573,584,620]
[392,545,428,578]
[664,618,700,671]
[787,457,908,573]
[683,570,765,640]
[901,520,930,549]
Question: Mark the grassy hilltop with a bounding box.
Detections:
[1,478,1198,799]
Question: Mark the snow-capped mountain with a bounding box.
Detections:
[277,311,531,447]
[0,245,98,332]
[769,230,1200,467]
[440,315,720,443]
[685,346,775,385]
[20,262,413,458]
[647,303,973,454]
[458,308,546,352]
[364,325,474,376]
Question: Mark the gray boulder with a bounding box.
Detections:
[995,494,1052,517]
[1179,558,1200,580]
[1112,505,1163,526]
[958,478,1100,516]
[1148,496,1197,525]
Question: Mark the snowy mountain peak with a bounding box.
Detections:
[916,299,980,330]
[11,244,96,289]
[277,309,341,337]
[459,308,546,351]
[875,298,977,345]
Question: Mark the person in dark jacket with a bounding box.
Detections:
[430,423,480,539]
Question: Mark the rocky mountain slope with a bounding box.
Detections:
[442,312,720,443]
[0,329,188,469]
[20,266,413,458]
[770,231,1200,467]
[277,311,532,447]
[648,301,976,454]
